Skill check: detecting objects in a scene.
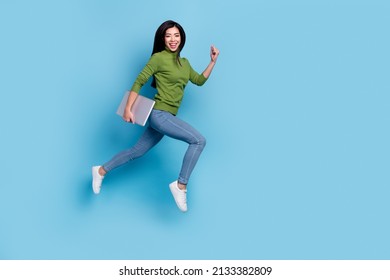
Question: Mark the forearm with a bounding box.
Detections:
[125,91,138,111]
[202,60,216,79]
[202,45,219,79]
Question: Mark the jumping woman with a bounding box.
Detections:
[92,20,219,212]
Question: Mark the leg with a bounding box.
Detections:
[92,126,163,194]
[102,126,164,173]
[149,110,206,186]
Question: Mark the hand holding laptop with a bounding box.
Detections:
[122,106,135,123]
[116,91,155,126]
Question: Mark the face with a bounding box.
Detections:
[164,26,181,52]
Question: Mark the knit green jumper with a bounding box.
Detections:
[131,49,207,115]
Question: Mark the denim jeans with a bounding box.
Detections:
[103,109,206,185]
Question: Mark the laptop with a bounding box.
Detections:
[116,91,155,126]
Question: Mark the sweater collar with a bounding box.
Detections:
[164,47,179,56]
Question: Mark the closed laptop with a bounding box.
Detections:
[116,91,155,126]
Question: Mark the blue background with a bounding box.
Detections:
[1,0,389,259]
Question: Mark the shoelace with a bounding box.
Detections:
[179,190,187,203]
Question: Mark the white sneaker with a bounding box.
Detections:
[169,181,187,212]
[92,166,104,194]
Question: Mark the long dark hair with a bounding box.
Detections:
[151,20,186,88]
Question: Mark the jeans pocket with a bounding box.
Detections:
[150,110,168,130]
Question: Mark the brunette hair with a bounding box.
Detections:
[151,20,186,88]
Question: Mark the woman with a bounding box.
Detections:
[92,20,219,212]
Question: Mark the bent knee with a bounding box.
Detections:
[197,135,206,148]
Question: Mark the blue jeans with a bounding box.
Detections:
[103,109,206,185]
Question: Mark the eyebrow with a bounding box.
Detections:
[166,32,180,35]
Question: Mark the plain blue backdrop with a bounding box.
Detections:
[1,0,389,259]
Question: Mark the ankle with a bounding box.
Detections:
[177,182,186,191]
[99,166,106,176]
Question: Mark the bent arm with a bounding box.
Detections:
[124,55,158,123]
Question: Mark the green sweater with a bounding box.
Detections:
[131,49,208,115]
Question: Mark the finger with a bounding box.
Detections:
[211,45,216,54]
[212,46,220,56]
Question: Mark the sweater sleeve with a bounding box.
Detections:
[187,59,208,86]
[130,55,159,93]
